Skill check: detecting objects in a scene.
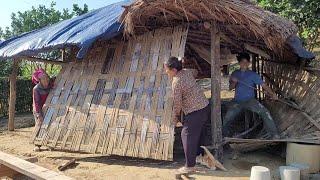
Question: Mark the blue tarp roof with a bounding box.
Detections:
[0,0,132,60]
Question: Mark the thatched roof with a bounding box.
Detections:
[121,0,298,57]
[0,0,313,64]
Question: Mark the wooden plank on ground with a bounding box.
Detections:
[0,151,73,180]
[224,137,320,144]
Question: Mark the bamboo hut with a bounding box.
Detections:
[0,0,316,161]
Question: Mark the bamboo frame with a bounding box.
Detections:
[21,56,66,65]
[31,26,189,161]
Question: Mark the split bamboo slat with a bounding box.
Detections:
[32,26,188,161]
[264,61,320,144]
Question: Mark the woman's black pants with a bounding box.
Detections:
[181,105,210,167]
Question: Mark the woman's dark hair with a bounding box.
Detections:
[164,56,183,71]
[236,52,251,62]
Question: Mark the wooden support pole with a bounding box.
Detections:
[8,59,19,131]
[244,44,271,59]
[256,57,262,101]
[252,54,258,99]
[252,54,257,72]
[261,58,265,100]
[210,23,223,161]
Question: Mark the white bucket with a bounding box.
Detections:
[286,143,320,173]
[279,166,300,180]
[250,166,271,180]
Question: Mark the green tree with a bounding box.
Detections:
[0,61,12,77]
[256,0,320,51]
[1,2,89,39]
[0,1,89,78]
[73,4,89,16]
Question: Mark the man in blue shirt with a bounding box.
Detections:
[223,53,280,139]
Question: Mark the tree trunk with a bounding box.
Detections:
[8,59,19,131]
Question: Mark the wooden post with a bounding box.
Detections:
[252,54,257,72]
[8,59,19,131]
[210,23,223,161]
[261,58,265,100]
[256,56,262,101]
[252,54,258,99]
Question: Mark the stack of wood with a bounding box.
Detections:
[0,151,72,180]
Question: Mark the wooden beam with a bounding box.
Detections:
[252,54,258,99]
[211,22,223,161]
[220,33,242,50]
[8,59,19,131]
[61,49,65,62]
[225,137,320,144]
[0,151,73,180]
[0,156,37,178]
[244,44,271,59]
[189,43,210,64]
[58,158,76,171]
[21,56,66,65]
[188,43,234,66]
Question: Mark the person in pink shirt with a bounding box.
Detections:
[32,69,54,151]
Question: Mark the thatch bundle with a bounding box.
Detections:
[121,0,297,53]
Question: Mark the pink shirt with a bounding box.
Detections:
[172,69,209,116]
[32,81,54,115]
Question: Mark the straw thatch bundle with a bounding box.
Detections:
[121,0,297,53]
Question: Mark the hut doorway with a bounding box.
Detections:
[182,24,280,158]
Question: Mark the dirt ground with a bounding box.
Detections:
[0,113,35,132]
[0,114,285,180]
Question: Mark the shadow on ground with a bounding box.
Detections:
[47,153,185,170]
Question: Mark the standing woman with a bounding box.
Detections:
[32,69,54,151]
[164,57,210,173]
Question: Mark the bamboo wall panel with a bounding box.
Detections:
[33,26,188,160]
[264,61,320,144]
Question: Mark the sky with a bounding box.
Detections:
[0,0,122,29]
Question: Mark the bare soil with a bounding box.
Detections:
[0,114,285,180]
[0,113,34,132]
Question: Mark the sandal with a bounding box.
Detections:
[178,166,196,174]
